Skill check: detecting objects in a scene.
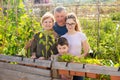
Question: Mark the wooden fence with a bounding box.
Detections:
[0,54,120,80]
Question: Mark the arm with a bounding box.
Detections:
[30,36,37,59]
[80,40,90,57]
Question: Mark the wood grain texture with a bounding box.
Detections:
[0,68,51,80]
[0,62,51,77]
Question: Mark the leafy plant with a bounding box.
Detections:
[0,0,41,56]
[99,74,110,80]
[58,54,73,62]
[110,12,120,21]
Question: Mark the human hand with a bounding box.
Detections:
[31,55,36,59]
[38,57,45,60]
[78,55,82,58]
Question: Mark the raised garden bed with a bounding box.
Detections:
[0,54,120,80]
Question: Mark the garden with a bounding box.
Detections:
[0,0,120,80]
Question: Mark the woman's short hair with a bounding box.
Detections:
[41,12,55,23]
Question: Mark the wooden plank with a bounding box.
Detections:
[0,54,120,76]
[85,64,120,76]
[34,59,51,68]
[57,62,86,74]
[0,62,51,77]
[102,65,118,72]
[86,72,100,79]
[68,63,83,68]
[70,71,85,76]
[58,69,69,75]
[53,62,120,76]
[0,54,22,63]
[67,63,85,76]
[68,63,84,71]
[0,54,51,68]
[53,62,85,72]
[20,57,34,65]
[110,76,120,80]
[0,68,51,80]
[52,62,68,70]
[51,69,60,78]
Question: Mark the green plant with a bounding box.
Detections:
[99,74,110,80]
[80,18,120,63]
[58,54,73,62]
[0,0,41,56]
[110,12,120,21]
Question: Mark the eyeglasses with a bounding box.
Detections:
[66,23,76,26]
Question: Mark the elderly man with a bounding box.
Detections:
[53,6,68,37]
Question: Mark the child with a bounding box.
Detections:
[51,37,72,80]
[30,12,58,60]
[62,12,90,80]
[51,37,69,60]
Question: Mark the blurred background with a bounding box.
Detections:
[0,0,120,65]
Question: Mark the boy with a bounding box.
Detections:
[51,37,69,61]
[51,37,72,80]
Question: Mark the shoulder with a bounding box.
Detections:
[53,31,59,38]
[77,32,87,41]
[61,33,67,38]
[76,32,86,36]
[34,31,44,39]
[34,32,40,37]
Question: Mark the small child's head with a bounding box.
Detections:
[57,37,69,55]
[41,12,55,30]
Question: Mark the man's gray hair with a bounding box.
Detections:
[54,6,66,14]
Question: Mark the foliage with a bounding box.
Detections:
[38,30,56,59]
[80,17,120,64]
[110,12,120,21]
[0,0,41,56]
[99,74,110,80]
[0,0,120,67]
[58,54,73,62]
[57,54,116,67]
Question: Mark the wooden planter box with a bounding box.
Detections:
[0,54,120,80]
[110,76,120,80]
[85,64,120,77]
[52,62,70,78]
[68,63,85,76]
[53,62,85,77]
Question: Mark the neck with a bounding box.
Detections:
[57,23,65,27]
[67,31,77,35]
[44,29,53,31]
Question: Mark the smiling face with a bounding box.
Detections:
[66,19,76,32]
[42,17,54,30]
[57,44,69,55]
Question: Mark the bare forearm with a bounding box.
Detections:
[82,40,90,57]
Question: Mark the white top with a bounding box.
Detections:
[62,32,87,56]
